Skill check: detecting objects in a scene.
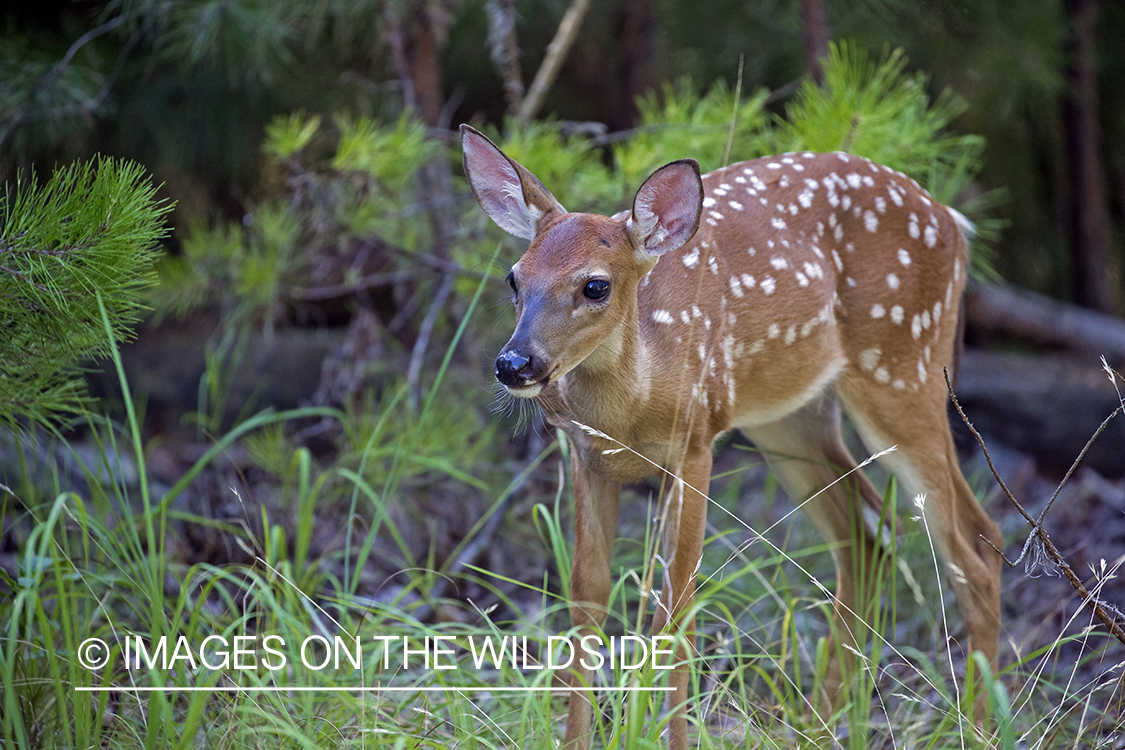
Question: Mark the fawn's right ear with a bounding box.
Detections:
[461,124,565,240]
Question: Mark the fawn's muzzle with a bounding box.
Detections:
[495,348,547,389]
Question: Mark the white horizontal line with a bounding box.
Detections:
[75,686,673,693]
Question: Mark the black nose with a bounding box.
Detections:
[495,350,533,387]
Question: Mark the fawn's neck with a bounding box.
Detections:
[553,300,653,438]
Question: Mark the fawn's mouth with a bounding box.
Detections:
[505,367,557,398]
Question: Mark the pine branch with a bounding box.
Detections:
[0,157,172,428]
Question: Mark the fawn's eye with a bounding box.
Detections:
[507,271,517,294]
[583,279,610,300]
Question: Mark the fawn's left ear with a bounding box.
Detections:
[628,159,703,259]
[461,124,565,240]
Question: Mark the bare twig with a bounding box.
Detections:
[288,270,420,301]
[418,427,554,620]
[406,272,456,413]
[943,366,1125,647]
[517,0,592,124]
[35,15,126,95]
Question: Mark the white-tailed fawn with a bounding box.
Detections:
[461,124,1002,750]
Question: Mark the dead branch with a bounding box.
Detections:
[406,272,455,414]
[517,0,591,124]
[486,0,524,116]
[943,367,1125,647]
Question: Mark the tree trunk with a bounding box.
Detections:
[1063,0,1113,313]
[801,0,829,86]
[617,0,656,125]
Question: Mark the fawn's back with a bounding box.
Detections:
[630,151,968,435]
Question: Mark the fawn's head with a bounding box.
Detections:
[461,125,703,397]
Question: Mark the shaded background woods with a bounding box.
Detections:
[2,1,1125,746]
[3,0,1125,699]
[5,0,1125,304]
[4,0,1124,614]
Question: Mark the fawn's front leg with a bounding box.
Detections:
[564,452,621,750]
[653,449,713,750]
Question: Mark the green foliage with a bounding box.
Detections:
[0,157,170,427]
[155,111,442,331]
[263,111,321,159]
[333,113,439,193]
[154,202,299,334]
[775,42,985,206]
[614,78,770,188]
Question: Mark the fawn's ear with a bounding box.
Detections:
[461,124,565,240]
[628,159,703,259]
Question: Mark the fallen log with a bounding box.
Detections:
[955,349,1124,478]
[965,282,1125,363]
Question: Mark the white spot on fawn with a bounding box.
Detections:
[864,210,878,233]
[911,314,923,339]
[768,323,781,339]
[682,246,700,268]
[832,249,844,271]
[729,200,743,211]
[741,273,755,288]
[891,305,904,324]
[924,225,937,248]
[680,310,691,324]
[702,197,716,208]
[770,257,789,270]
[772,217,787,230]
[874,366,891,384]
[796,272,809,287]
[653,310,674,325]
[761,276,776,295]
[917,359,928,383]
[784,325,797,345]
[887,273,900,290]
[898,248,912,266]
[729,276,744,297]
[875,196,887,214]
[859,347,881,371]
[871,304,886,319]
